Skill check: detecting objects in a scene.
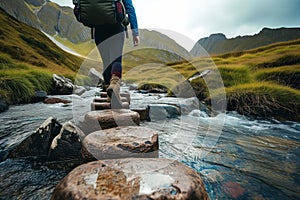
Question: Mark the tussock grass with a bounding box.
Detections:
[225,82,300,121]
[0,76,34,104]
[255,65,300,89]
[0,8,85,105]
[218,65,252,87]
[169,39,300,121]
[0,70,53,104]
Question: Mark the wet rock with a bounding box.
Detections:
[51,158,209,200]
[94,96,128,103]
[100,92,131,104]
[48,121,85,161]
[52,74,74,95]
[81,126,158,161]
[149,104,181,121]
[131,106,150,121]
[157,97,200,114]
[73,85,86,96]
[81,110,140,134]
[91,102,129,110]
[9,117,62,158]
[31,90,47,103]
[44,97,71,104]
[0,95,9,112]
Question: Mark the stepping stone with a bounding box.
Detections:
[51,158,209,200]
[91,102,129,111]
[81,126,159,161]
[131,107,150,121]
[81,110,140,134]
[93,97,129,103]
[100,92,131,104]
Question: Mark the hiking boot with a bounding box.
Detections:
[107,74,122,109]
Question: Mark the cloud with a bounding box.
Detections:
[185,0,300,39]
[50,0,300,46]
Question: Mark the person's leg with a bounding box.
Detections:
[94,24,124,84]
[94,24,125,108]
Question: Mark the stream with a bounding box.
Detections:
[0,87,299,200]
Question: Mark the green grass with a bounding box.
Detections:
[123,38,300,121]
[0,8,86,105]
[218,65,252,87]
[255,65,300,89]
[225,82,300,121]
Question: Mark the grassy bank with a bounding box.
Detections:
[123,39,300,121]
[0,8,84,105]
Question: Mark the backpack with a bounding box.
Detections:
[73,0,129,37]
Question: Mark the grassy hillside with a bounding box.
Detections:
[0,8,84,104]
[124,39,300,122]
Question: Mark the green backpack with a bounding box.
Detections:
[73,0,129,28]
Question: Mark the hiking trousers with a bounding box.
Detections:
[94,24,125,85]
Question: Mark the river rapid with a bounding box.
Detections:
[0,88,299,200]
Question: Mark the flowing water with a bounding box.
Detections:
[0,88,299,200]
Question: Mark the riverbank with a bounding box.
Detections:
[123,39,300,122]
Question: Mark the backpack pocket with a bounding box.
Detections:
[115,1,129,27]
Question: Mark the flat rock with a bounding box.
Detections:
[91,102,129,111]
[81,110,140,134]
[81,126,158,161]
[51,158,209,200]
[93,97,128,103]
[100,92,131,103]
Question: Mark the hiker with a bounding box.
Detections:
[94,0,140,108]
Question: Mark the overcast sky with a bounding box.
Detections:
[51,0,300,50]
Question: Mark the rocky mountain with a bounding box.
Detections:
[0,0,90,43]
[191,27,300,56]
[0,0,190,60]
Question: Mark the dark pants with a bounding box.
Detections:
[94,24,125,85]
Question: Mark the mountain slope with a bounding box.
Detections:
[191,27,300,56]
[0,0,40,29]
[0,0,189,58]
[0,7,84,104]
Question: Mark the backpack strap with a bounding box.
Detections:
[119,0,129,38]
[91,27,95,39]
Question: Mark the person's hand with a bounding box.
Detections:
[133,35,140,46]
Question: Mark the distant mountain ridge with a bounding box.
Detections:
[191,27,300,56]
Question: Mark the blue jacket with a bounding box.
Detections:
[123,0,139,36]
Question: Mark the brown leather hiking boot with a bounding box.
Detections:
[107,74,122,109]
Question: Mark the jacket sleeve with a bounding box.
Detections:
[123,0,139,36]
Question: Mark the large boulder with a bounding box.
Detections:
[8,117,62,158]
[81,126,159,161]
[51,74,74,95]
[51,158,209,200]
[8,117,85,163]
[48,121,85,161]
